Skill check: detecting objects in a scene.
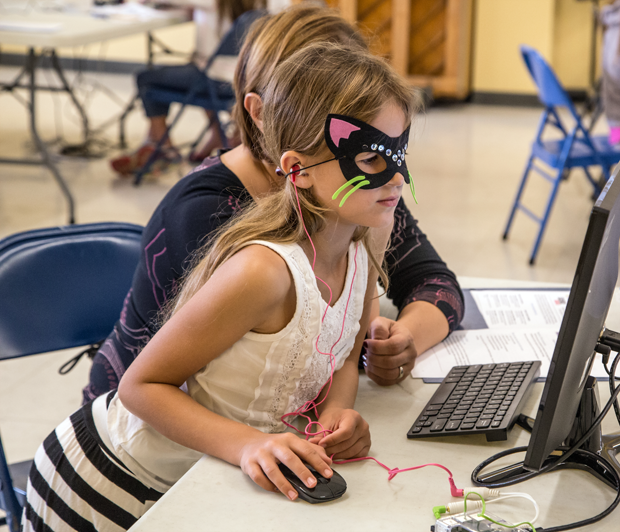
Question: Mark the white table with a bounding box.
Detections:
[129,278,620,531]
[0,7,188,223]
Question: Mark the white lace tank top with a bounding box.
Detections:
[103,240,369,492]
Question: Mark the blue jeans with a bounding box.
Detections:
[136,63,233,118]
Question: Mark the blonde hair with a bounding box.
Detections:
[167,43,421,317]
[233,4,368,161]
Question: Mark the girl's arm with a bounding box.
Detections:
[118,245,332,501]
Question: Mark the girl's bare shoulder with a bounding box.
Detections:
[220,243,294,304]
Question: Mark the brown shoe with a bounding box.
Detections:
[110,144,156,176]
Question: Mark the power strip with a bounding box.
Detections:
[434,511,533,532]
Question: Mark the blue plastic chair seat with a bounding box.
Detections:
[532,136,620,169]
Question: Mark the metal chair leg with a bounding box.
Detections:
[529,167,564,265]
[0,435,23,532]
[118,94,139,149]
[189,121,213,154]
[503,155,534,240]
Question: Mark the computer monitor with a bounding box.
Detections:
[476,166,620,486]
[524,168,620,473]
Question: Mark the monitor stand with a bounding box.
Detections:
[475,376,620,489]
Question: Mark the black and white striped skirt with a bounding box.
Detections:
[22,393,164,532]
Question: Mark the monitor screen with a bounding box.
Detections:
[523,169,620,472]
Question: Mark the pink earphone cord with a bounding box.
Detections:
[281,174,462,499]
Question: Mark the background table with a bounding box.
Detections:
[0,7,188,223]
[128,278,620,531]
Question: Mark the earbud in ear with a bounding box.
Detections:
[290,164,301,183]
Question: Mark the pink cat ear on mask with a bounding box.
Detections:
[329,118,361,147]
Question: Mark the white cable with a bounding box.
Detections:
[498,492,540,524]
[446,492,539,525]
[446,500,484,514]
[457,487,501,498]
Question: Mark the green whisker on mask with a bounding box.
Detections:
[339,179,370,207]
[408,171,418,204]
[332,176,366,201]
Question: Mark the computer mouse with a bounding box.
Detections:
[278,463,347,504]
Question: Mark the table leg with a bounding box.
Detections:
[29,48,76,223]
[118,93,138,149]
[49,49,89,144]
[0,48,76,224]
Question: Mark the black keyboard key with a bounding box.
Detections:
[430,419,448,432]
[429,382,457,405]
[476,419,492,428]
[445,421,461,431]
[460,422,475,430]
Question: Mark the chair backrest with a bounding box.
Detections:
[0,222,143,361]
[210,9,267,60]
[520,45,578,117]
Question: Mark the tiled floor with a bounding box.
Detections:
[0,66,613,527]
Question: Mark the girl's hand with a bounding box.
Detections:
[238,432,332,501]
[308,408,371,460]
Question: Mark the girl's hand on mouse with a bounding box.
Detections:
[238,432,332,501]
[308,408,371,460]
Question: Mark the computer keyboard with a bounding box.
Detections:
[407,361,541,442]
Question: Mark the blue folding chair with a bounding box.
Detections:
[134,9,266,185]
[0,222,143,532]
[503,45,620,264]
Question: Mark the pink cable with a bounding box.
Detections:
[280,178,359,440]
[332,456,463,496]
[280,176,464,500]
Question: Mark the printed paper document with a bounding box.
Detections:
[411,290,608,381]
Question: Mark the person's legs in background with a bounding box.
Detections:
[111,64,205,176]
[188,109,241,163]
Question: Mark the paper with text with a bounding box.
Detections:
[471,290,568,328]
[412,289,608,381]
